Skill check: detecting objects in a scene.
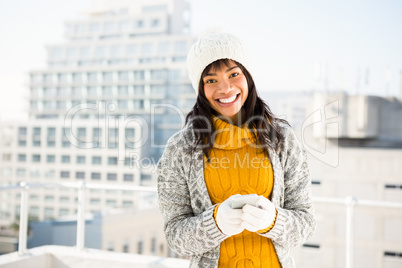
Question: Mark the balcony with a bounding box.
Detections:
[0,182,402,268]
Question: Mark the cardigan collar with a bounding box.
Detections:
[212,116,257,150]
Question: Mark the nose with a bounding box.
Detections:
[218,78,232,94]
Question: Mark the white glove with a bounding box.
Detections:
[241,195,276,232]
[216,195,244,236]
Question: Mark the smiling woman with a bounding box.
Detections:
[157,31,316,268]
[202,60,248,125]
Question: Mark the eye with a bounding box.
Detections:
[229,72,239,78]
[205,79,216,84]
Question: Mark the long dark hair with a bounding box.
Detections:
[185,59,289,159]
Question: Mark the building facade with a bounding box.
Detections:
[0,0,196,230]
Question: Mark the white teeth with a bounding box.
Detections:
[218,94,237,103]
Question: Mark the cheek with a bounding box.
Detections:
[204,86,215,103]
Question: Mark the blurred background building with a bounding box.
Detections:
[0,0,402,267]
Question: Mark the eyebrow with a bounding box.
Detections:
[204,66,240,77]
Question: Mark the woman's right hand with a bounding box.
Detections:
[216,194,244,236]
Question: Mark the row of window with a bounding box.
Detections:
[108,237,166,256]
[47,40,188,61]
[30,84,193,98]
[26,200,135,218]
[16,154,125,165]
[48,56,187,68]
[25,195,135,205]
[16,126,136,148]
[31,69,184,84]
[18,126,134,137]
[14,168,135,182]
[30,99,146,111]
[66,17,164,36]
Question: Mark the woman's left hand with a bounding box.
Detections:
[241,195,276,232]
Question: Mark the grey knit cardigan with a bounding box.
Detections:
[157,123,316,268]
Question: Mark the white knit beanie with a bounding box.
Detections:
[186,31,250,93]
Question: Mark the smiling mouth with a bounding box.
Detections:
[217,94,240,104]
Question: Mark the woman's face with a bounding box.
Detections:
[202,60,248,124]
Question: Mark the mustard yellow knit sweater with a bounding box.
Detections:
[204,117,281,268]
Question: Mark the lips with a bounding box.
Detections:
[217,94,240,104]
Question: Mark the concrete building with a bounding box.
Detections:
[27,208,175,258]
[291,92,402,268]
[0,0,196,230]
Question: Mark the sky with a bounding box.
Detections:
[0,0,401,120]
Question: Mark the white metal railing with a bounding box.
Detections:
[1,182,402,268]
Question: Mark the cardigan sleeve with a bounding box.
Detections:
[260,126,316,248]
[157,132,227,257]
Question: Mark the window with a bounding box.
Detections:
[122,201,133,207]
[32,154,41,163]
[91,172,101,180]
[150,19,159,27]
[45,196,54,202]
[18,154,26,162]
[137,240,143,254]
[60,196,70,203]
[133,71,144,80]
[89,23,99,33]
[118,86,129,95]
[174,41,187,53]
[57,73,68,83]
[102,72,114,82]
[77,128,86,140]
[76,172,85,179]
[47,155,55,163]
[61,155,70,163]
[90,198,101,205]
[19,127,27,135]
[119,20,130,31]
[158,42,170,54]
[30,169,40,178]
[106,200,116,206]
[59,209,69,216]
[126,44,138,56]
[123,174,133,182]
[102,86,113,96]
[133,85,144,94]
[30,194,39,201]
[85,87,97,97]
[76,156,86,164]
[141,43,153,55]
[123,242,129,253]
[45,170,55,179]
[118,71,129,81]
[133,20,143,29]
[117,100,128,109]
[87,72,98,82]
[104,22,116,32]
[72,73,82,82]
[60,171,70,179]
[133,100,144,109]
[124,157,132,166]
[66,48,78,58]
[44,208,54,219]
[107,173,117,181]
[16,168,26,178]
[110,46,122,58]
[92,156,101,165]
[29,206,40,218]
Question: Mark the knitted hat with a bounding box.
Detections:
[187,31,250,93]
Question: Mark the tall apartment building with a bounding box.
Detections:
[0,0,196,229]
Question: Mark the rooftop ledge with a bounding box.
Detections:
[0,245,190,268]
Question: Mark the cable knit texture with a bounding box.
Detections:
[204,117,280,267]
[157,121,316,268]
